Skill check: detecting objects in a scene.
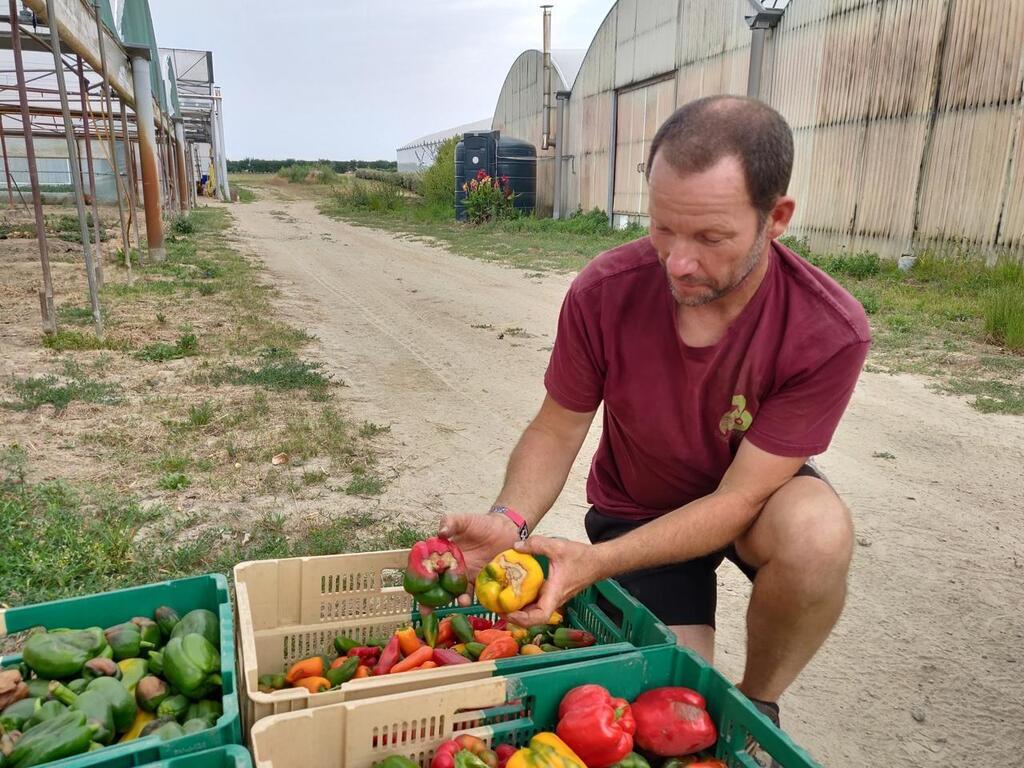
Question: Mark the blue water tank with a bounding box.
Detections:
[455,131,536,220]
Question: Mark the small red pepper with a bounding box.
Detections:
[631,687,717,757]
[436,617,455,646]
[431,735,497,768]
[495,744,517,768]
[468,616,493,631]
[374,636,402,676]
[556,684,636,768]
[347,646,381,660]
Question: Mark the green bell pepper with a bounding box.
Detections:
[131,618,162,648]
[23,680,51,700]
[185,699,222,726]
[24,699,65,729]
[135,676,169,713]
[0,698,39,732]
[103,622,155,662]
[66,679,88,695]
[154,606,180,640]
[81,658,121,682]
[22,628,107,680]
[146,718,185,741]
[373,757,420,768]
[333,635,359,655]
[162,635,221,700]
[182,717,208,734]
[146,651,164,676]
[6,709,98,768]
[68,690,114,746]
[611,754,651,768]
[169,609,219,649]
[86,677,137,733]
[156,694,189,722]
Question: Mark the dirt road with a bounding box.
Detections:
[230,191,1024,765]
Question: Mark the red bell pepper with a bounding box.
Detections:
[495,744,517,768]
[556,684,635,768]
[631,687,717,756]
[468,616,493,631]
[403,537,469,607]
[431,735,497,768]
[374,636,402,676]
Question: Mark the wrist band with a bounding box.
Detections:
[489,505,529,541]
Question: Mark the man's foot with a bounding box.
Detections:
[746,698,781,768]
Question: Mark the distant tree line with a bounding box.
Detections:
[227,158,397,174]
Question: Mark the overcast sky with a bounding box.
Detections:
[149,1,615,162]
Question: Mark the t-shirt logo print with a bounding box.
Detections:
[719,394,753,437]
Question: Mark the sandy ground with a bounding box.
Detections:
[229,190,1024,765]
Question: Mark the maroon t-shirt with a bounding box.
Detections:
[544,237,870,520]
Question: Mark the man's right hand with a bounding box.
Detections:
[438,512,521,606]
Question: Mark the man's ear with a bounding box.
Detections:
[767,196,796,240]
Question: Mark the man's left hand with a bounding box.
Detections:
[506,535,603,627]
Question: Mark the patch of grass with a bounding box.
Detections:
[187,400,215,428]
[940,377,1024,415]
[157,472,190,490]
[215,349,331,398]
[275,407,355,463]
[872,451,896,460]
[155,453,190,473]
[983,286,1024,351]
[42,329,126,352]
[236,186,256,203]
[170,214,196,235]
[58,305,96,325]
[329,180,404,212]
[136,332,199,362]
[3,361,121,412]
[344,470,385,496]
[302,468,328,485]
[358,422,390,438]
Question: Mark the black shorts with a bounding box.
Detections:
[585,463,828,629]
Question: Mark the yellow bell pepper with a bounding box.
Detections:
[475,550,544,614]
[118,709,155,742]
[506,733,586,768]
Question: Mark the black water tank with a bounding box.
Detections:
[455,131,536,220]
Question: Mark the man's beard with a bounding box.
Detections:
[668,225,769,307]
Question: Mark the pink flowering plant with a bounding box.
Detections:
[462,169,517,223]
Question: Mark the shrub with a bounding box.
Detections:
[420,137,459,211]
[462,170,516,224]
[984,286,1024,351]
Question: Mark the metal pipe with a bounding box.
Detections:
[119,99,142,255]
[77,56,104,287]
[607,89,617,227]
[541,4,553,150]
[129,52,166,261]
[0,115,14,207]
[9,0,55,332]
[747,26,766,98]
[212,87,229,201]
[553,90,568,219]
[173,118,188,212]
[93,0,130,278]
[45,0,102,336]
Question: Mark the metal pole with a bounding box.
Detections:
[747,26,766,98]
[173,119,188,211]
[129,52,166,262]
[554,91,568,220]
[607,89,617,228]
[0,115,14,208]
[93,0,131,278]
[212,88,229,201]
[45,0,102,336]
[541,4,553,150]
[10,0,55,333]
[76,56,104,288]
[119,99,142,256]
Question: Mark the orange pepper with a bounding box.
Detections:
[474,629,513,645]
[353,665,371,679]
[437,617,455,646]
[285,656,325,684]
[293,676,332,693]
[415,660,438,670]
[478,636,519,660]
[395,626,422,656]
[520,644,543,655]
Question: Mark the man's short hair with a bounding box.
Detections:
[646,95,794,216]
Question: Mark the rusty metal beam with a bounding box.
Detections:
[128,50,163,262]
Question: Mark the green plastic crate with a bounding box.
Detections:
[0,574,242,767]
[250,645,819,768]
[235,550,675,729]
[77,746,252,768]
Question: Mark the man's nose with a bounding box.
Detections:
[666,247,700,278]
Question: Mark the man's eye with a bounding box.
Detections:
[700,235,723,245]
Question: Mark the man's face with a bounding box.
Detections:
[647,154,773,307]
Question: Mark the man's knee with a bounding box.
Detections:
[741,476,854,585]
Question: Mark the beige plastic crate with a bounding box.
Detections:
[234,550,500,736]
[249,676,510,768]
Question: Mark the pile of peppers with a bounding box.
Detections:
[0,605,224,768]
[371,683,726,768]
